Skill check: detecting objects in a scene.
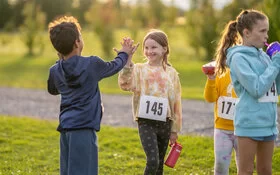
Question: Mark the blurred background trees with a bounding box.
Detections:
[263,0,280,42]
[0,0,279,60]
[85,0,120,58]
[185,0,218,61]
[20,0,46,56]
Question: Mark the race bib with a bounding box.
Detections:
[258,82,278,103]
[217,96,238,120]
[138,95,168,122]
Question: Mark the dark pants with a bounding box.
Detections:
[60,129,98,175]
[138,118,171,175]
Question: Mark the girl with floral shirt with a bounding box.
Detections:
[118,29,182,175]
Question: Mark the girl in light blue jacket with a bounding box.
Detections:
[217,9,280,175]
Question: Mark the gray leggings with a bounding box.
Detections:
[138,118,171,175]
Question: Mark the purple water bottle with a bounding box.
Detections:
[266,41,280,57]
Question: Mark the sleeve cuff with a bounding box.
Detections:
[118,51,129,58]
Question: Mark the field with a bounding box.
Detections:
[1,116,280,174]
[0,29,208,99]
[0,116,229,174]
[1,29,280,174]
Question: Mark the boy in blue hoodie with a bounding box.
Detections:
[218,9,280,175]
[47,16,137,175]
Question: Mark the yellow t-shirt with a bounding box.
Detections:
[204,69,237,131]
[118,62,182,133]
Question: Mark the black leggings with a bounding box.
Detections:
[138,118,171,175]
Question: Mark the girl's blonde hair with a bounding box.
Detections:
[214,9,267,75]
[143,29,171,70]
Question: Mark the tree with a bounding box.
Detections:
[185,0,218,61]
[219,0,263,27]
[147,0,165,27]
[127,0,148,40]
[4,0,25,31]
[263,0,280,42]
[71,0,93,26]
[163,0,178,27]
[38,0,71,23]
[85,0,119,58]
[0,0,13,30]
[20,0,46,56]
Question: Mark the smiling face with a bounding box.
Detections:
[144,38,167,66]
[242,19,269,48]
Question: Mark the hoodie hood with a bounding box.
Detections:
[226,45,263,67]
[59,55,89,88]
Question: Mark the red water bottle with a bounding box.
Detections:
[201,61,216,75]
[164,142,182,168]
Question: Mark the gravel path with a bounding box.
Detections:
[1,87,280,138]
[0,87,215,136]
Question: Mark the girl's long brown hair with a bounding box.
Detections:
[214,9,267,75]
[143,29,171,70]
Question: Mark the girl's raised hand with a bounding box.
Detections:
[113,37,139,56]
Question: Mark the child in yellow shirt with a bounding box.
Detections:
[203,48,239,174]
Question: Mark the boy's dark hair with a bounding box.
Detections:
[48,16,82,56]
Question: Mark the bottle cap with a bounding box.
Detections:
[266,42,280,57]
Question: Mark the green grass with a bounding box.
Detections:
[0,30,208,100]
[1,116,280,175]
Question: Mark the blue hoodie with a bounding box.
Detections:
[226,45,280,137]
[47,52,128,132]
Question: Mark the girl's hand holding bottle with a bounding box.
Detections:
[202,61,216,80]
[169,132,178,145]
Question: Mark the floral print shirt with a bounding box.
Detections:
[118,62,182,132]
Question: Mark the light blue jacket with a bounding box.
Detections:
[226,45,280,137]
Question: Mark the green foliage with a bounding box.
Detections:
[127,1,147,40]
[20,0,46,56]
[183,0,268,61]
[70,0,93,25]
[0,0,13,29]
[131,0,149,28]
[2,0,279,63]
[85,1,120,58]
[3,0,25,30]
[37,0,72,24]
[220,0,263,25]
[0,28,208,100]
[185,0,219,61]
[263,0,280,42]
[163,1,178,27]
[147,0,165,27]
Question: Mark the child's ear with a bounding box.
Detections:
[243,28,250,38]
[163,46,167,53]
[74,39,79,48]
